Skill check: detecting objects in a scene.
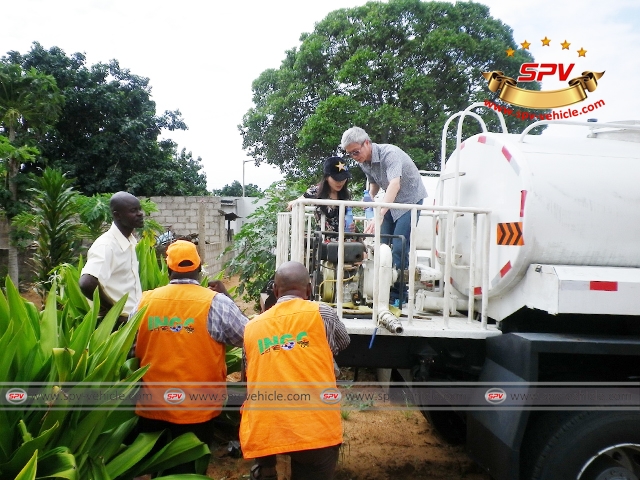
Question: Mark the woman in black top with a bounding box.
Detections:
[288,156,352,232]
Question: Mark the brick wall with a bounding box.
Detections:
[147,196,231,275]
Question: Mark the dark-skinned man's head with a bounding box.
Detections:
[273,261,311,300]
[110,191,144,237]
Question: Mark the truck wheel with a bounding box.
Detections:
[523,412,640,480]
[422,410,466,445]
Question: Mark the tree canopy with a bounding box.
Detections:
[239,0,537,180]
[2,43,208,196]
[212,180,262,197]
[0,62,64,284]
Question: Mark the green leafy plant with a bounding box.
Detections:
[224,179,307,309]
[0,270,211,479]
[12,168,86,292]
[75,193,164,242]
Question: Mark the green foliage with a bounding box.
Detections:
[239,0,538,180]
[212,180,262,197]
[13,173,165,291]
[0,61,64,284]
[73,193,112,240]
[12,168,85,290]
[0,63,63,144]
[3,43,208,196]
[74,193,163,242]
[136,232,170,291]
[0,273,211,479]
[224,179,307,308]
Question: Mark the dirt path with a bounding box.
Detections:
[207,406,491,480]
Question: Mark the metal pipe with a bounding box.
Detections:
[481,212,490,328]
[378,310,404,334]
[408,208,417,324]
[467,213,477,323]
[336,204,345,319]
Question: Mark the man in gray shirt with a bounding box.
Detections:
[341,126,427,304]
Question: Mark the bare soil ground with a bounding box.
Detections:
[207,405,492,480]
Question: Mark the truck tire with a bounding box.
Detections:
[522,411,640,480]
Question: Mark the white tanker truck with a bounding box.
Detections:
[280,104,640,480]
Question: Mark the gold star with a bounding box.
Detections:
[561,40,571,50]
[520,40,531,50]
[336,161,346,171]
[541,36,551,46]
[577,47,587,57]
[506,48,515,57]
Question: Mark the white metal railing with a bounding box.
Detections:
[276,104,516,332]
[280,198,492,330]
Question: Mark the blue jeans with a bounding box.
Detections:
[380,199,423,302]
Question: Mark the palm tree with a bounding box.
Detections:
[0,63,64,285]
[13,168,85,292]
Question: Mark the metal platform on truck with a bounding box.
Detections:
[341,314,501,339]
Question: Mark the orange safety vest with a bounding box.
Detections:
[135,283,226,424]
[239,298,342,458]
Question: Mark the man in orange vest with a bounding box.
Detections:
[134,240,248,473]
[240,261,350,480]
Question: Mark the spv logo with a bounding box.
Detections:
[163,388,185,404]
[482,36,604,110]
[485,388,506,405]
[5,388,28,404]
[320,388,342,404]
[517,63,575,82]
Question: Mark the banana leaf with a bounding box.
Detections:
[0,422,57,478]
[105,431,163,479]
[70,349,89,383]
[85,456,110,480]
[89,417,137,464]
[39,282,60,362]
[132,432,211,478]
[51,348,74,383]
[35,447,77,480]
[58,265,90,317]
[87,295,128,364]
[0,322,18,383]
[69,309,96,366]
[12,450,38,480]
[0,286,10,331]
[225,346,243,374]
[5,277,40,374]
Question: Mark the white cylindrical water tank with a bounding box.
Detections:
[437,131,640,298]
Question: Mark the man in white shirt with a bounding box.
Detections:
[79,191,144,322]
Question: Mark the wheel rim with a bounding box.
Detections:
[578,443,640,480]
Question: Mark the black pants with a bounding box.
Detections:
[255,444,341,480]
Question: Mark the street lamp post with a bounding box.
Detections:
[242,159,253,197]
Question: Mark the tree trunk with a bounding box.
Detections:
[7,243,19,287]
[7,142,19,287]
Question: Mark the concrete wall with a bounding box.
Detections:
[1,195,257,283]
[147,196,231,276]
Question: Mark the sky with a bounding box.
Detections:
[4,0,640,191]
